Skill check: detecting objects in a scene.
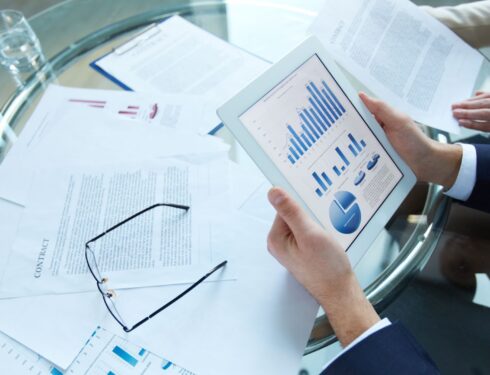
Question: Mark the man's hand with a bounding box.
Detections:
[359,92,462,189]
[267,187,380,347]
[452,91,490,132]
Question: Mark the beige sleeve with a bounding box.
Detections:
[421,0,490,49]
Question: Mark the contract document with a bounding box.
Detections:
[309,0,484,134]
[0,159,233,298]
[92,16,270,126]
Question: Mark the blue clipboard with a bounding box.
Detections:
[90,53,224,135]
[89,17,270,136]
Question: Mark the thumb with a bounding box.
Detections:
[268,187,313,236]
[359,92,403,129]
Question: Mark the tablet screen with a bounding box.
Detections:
[239,54,403,249]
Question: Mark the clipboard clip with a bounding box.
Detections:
[113,24,161,56]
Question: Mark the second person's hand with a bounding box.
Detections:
[452,91,490,132]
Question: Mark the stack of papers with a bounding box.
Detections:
[0,15,318,375]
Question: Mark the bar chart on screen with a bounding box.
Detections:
[239,53,404,247]
[0,327,193,375]
[286,79,346,165]
[311,132,367,197]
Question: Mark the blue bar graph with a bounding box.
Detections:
[321,172,332,186]
[309,97,333,124]
[162,361,173,370]
[361,140,366,147]
[312,169,335,197]
[322,88,342,118]
[300,112,320,139]
[311,82,339,120]
[333,166,341,176]
[322,81,346,113]
[309,107,329,129]
[288,125,307,151]
[108,372,116,375]
[335,147,350,166]
[312,172,327,191]
[291,138,304,156]
[304,109,324,134]
[139,348,146,356]
[348,133,362,152]
[289,147,299,160]
[301,134,312,147]
[301,124,316,143]
[349,144,358,157]
[113,345,138,367]
[51,369,63,375]
[286,80,347,164]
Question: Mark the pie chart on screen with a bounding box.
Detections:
[329,191,362,234]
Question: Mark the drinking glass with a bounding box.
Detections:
[0,10,46,86]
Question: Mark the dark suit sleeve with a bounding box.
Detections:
[320,322,440,375]
[458,144,490,213]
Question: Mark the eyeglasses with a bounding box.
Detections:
[85,203,227,333]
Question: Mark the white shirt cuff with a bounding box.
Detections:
[322,318,391,371]
[444,143,477,201]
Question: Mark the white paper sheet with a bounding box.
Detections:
[44,84,217,135]
[0,159,234,298]
[0,98,229,206]
[309,0,484,134]
[102,213,319,375]
[0,199,318,375]
[0,326,193,374]
[93,16,270,126]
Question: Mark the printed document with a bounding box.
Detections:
[0,159,233,298]
[310,0,484,134]
[0,326,193,374]
[0,89,229,206]
[43,84,218,135]
[0,184,318,375]
[93,16,270,125]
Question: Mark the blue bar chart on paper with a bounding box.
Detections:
[61,327,194,375]
[287,80,346,165]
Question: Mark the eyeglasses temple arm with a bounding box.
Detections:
[124,260,228,333]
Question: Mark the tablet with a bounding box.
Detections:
[217,37,416,265]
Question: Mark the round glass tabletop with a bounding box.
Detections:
[0,0,489,373]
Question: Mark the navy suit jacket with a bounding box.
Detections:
[320,322,440,374]
[321,144,490,374]
[460,144,490,213]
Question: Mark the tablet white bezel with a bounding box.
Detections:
[217,36,416,266]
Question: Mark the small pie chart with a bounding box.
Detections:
[367,154,380,170]
[329,191,362,234]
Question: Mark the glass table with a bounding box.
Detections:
[0,1,489,373]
